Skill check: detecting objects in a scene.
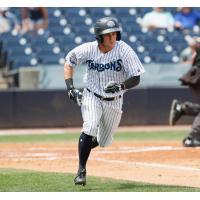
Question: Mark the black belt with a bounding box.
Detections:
[87,88,121,101]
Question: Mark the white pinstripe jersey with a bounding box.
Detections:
[65,40,145,97]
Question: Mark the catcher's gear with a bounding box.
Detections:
[68,88,82,106]
[94,17,122,44]
[104,81,123,93]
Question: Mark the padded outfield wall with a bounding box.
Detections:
[0,88,197,128]
[0,63,196,128]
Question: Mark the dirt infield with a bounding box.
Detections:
[0,139,200,188]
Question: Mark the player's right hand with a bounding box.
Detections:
[68,89,82,106]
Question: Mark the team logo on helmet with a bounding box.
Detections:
[107,20,115,28]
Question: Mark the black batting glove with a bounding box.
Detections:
[68,88,77,101]
[68,88,82,106]
[65,78,82,106]
[104,81,124,93]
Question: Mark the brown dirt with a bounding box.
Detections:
[0,140,200,188]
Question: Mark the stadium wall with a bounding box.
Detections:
[0,88,196,128]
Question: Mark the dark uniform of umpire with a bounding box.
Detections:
[169,47,200,147]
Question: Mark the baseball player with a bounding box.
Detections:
[64,17,145,186]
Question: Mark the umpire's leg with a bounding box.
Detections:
[188,112,200,141]
[182,101,200,116]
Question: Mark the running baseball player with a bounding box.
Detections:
[64,17,145,186]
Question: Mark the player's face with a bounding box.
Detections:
[102,32,117,49]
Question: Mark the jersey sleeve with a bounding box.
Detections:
[65,43,88,68]
[123,47,145,77]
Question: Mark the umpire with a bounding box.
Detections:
[169,45,200,147]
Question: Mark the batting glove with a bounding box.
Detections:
[68,88,83,106]
[104,81,124,94]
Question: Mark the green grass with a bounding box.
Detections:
[0,132,79,143]
[0,168,199,192]
[115,131,186,141]
[0,131,186,143]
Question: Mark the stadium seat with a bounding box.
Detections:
[40,54,64,65]
[9,55,38,69]
[2,7,200,69]
[113,8,130,17]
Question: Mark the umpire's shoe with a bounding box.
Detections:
[169,99,183,126]
[183,136,200,147]
[74,168,86,186]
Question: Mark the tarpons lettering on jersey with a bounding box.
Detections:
[86,59,122,72]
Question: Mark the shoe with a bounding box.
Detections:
[183,136,200,147]
[74,168,86,186]
[169,99,183,126]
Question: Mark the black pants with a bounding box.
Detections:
[182,101,200,140]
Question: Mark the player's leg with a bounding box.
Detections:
[97,100,122,147]
[169,99,200,126]
[91,136,99,149]
[74,132,92,185]
[183,112,200,147]
[74,90,102,185]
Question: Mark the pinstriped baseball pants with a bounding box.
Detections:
[81,89,123,147]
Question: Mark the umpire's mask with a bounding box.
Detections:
[94,17,122,44]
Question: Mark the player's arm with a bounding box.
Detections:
[64,63,82,106]
[121,76,140,90]
[64,63,74,90]
[104,76,140,93]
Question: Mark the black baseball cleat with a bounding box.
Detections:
[74,169,86,186]
[169,99,183,126]
[183,136,200,147]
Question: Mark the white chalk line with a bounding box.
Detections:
[1,145,200,172]
[6,154,200,173]
[66,156,200,173]
[0,146,185,158]
[94,146,185,154]
[0,146,198,160]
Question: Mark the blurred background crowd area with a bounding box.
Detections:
[0,7,200,89]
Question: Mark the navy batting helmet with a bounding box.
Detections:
[94,17,122,44]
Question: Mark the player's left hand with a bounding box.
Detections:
[104,81,122,93]
[68,88,83,106]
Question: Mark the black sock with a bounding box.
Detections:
[78,132,93,171]
[91,137,99,149]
